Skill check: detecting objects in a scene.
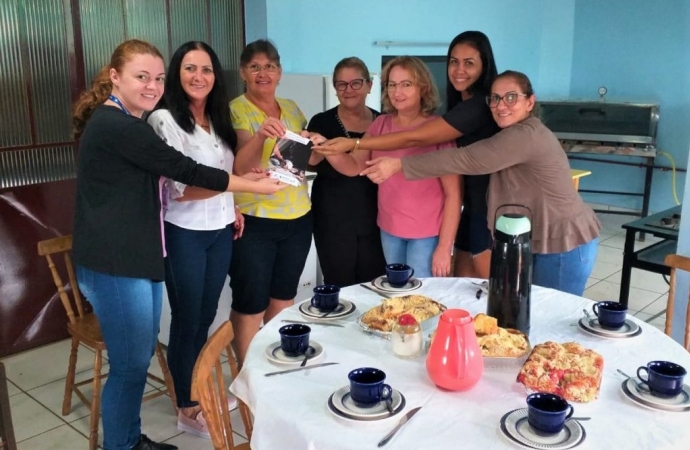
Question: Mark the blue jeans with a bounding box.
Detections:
[532,238,598,296]
[380,229,439,278]
[164,222,233,408]
[76,265,162,450]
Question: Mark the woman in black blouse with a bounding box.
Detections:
[307,57,386,286]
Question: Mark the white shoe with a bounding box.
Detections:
[227,393,239,410]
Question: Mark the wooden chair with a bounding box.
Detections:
[225,346,253,440]
[664,254,690,350]
[37,235,177,450]
[192,322,250,450]
[0,362,18,450]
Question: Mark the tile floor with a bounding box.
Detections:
[0,213,671,449]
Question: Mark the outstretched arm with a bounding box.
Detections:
[313,117,460,155]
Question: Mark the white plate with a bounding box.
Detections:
[620,377,690,412]
[499,408,585,450]
[327,385,406,421]
[578,317,641,338]
[371,276,422,293]
[264,341,324,365]
[298,298,356,320]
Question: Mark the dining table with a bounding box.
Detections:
[230,278,690,450]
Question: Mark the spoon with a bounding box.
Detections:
[617,369,650,393]
[320,308,336,319]
[571,417,591,421]
[300,347,315,367]
[582,308,592,319]
[385,396,394,414]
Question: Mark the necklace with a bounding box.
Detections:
[334,112,351,139]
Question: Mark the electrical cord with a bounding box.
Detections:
[658,151,681,205]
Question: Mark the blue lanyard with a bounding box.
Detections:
[108,94,131,116]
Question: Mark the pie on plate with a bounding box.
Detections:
[359,295,445,333]
[517,341,604,403]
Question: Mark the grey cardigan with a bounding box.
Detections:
[402,116,600,254]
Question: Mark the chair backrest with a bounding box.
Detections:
[0,362,18,450]
[37,235,86,325]
[191,321,239,449]
[664,254,690,350]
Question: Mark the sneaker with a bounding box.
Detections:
[177,410,211,439]
[132,433,178,450]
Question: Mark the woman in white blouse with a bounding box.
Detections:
[147,41,242,439]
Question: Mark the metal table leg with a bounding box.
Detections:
[619,228,637,306]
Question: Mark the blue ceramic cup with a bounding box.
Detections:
[279,324,311,356]
[311,284,340,311]
[592,301,628,329]
[385,263,415,288]
[348,367,393,407]
[526,393,574,434]
[637,361,687,398]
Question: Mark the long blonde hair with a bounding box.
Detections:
[380,56,439,116]
[72,39,164,138]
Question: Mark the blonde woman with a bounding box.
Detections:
[326,56,460,277]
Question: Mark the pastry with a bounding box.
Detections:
[517,341,604,403]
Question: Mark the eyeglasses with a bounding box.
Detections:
[333,79,366,91]
[486,91,528,107]
[245,63,280,74]
[385,81,415,92]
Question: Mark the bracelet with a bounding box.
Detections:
[353,138,361,152]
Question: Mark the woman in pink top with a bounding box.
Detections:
[326,56,460,277]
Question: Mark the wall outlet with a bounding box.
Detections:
[302,281,313,287]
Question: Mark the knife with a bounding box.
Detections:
[281,319,344,328]
[377,406,422,447]
[264,362,339,377]
[359,283,393,298]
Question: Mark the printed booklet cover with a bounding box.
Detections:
[267,130,313,187]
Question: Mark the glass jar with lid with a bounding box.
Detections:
[391,314,423,358]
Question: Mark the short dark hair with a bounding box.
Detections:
[332,57,371,82]
[495,70,535,96]
[154,41,237,150]
[240,39,281,66]
[446,31,498,111]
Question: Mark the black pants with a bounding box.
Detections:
[314,229,386,287]
[230,212,313,314]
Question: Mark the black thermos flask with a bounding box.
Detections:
[486,205,533,336]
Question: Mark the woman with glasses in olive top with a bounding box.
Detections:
[307,57,386,287]
[229,39,313,365]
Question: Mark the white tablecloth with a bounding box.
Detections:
[230,278,690,450]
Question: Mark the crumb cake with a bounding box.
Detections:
[473,314,530,358]
[360,295,444,332]
[517,341,604,403]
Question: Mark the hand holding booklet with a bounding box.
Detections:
[267,130,313,187]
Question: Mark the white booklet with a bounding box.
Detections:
[267,130,313,187]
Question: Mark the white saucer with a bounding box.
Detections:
[327,385,406,421]
[264,341,324,365]
[578,317,641,338]
[372,276,422,293]
[620,377,690,412]
[298,298,356,320]
[499,408,585,450]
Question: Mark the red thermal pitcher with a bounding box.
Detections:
[426,309,484,391]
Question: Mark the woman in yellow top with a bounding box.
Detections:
[229,40,312,365]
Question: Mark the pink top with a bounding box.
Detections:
[369,114,454,239]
